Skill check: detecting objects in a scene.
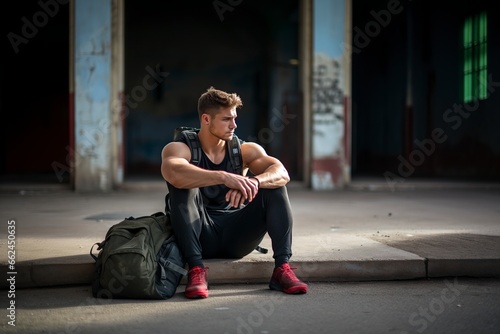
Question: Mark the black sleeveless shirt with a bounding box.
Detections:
[177,135,238,211]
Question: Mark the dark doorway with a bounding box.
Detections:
[1,1,70,184]
[123,0,302,180]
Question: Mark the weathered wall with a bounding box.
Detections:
[73,0,115,191]
[311,0,350,189]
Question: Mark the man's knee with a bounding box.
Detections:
[262,186,289,202]
[168,186,201,203]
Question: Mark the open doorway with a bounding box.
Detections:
[1,1,70,185]
[123,0,303,181]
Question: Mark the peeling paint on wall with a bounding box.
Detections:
[74,0,113,192]
[313,55,344,158]
[312,0,347,190]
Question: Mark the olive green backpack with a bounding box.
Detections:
[90,212,187,299]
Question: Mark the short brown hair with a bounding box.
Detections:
[197,87,243,119]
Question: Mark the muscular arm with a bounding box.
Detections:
[161,142,225,189]
[161,142,259,204]
[241,142,290,189]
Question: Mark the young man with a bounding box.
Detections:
[160,87,308,299]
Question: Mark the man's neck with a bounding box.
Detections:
[198,127,226,158]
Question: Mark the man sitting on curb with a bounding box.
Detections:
[160,87,308,299]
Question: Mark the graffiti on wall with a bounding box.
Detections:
[311,53,345,189]
[312,54,344,157]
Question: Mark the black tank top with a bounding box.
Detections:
[178,136,236,211]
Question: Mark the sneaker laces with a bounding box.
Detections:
[189,267,208,285]
[280,265,299,283]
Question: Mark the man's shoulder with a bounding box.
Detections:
[241,141,262,149]
[240,141,267,159]
[162,140,191,160]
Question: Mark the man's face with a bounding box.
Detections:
[207,107,237,141]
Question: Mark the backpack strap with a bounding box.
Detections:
[177,128,243,175]
[254,245,268,254]
[227,135,243,175]
[180,130,202,165]
[159,257,188,276]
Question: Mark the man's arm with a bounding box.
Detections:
[161,142,224,189]
[241,142,290,189]
[161,142,258,201]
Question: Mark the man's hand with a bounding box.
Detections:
[224,176,259,208]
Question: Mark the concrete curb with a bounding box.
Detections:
[3,255,500,290]
[1,259,423,289]
[427,258,500,278]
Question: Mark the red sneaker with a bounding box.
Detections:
[269,263,308,294]
[185,266,209,299]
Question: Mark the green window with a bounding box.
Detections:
[463,12,487,103]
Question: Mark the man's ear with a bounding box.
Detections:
[202,114,210,125]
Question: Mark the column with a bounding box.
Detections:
[72,0,124,191]
[311,0,351,189]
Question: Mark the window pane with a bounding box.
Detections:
[479,69,487,99]
[462,12,487,102]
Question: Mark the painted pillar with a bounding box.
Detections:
[72,0,124,191]
[311,0,351,189]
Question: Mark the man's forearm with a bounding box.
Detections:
[254,165,290,189]
[164,162,226,189]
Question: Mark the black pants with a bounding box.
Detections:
[166,184,293,269]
